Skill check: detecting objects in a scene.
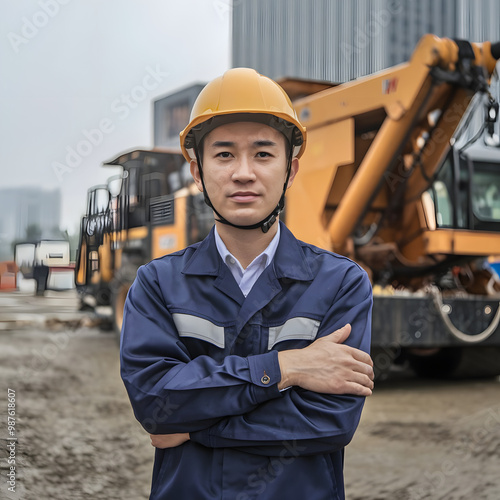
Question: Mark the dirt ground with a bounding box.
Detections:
[1,291,499,500]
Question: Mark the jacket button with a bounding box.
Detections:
[261,372,270,385]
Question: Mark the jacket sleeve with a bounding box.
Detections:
[120,263,283,435]
[189,265,373,456]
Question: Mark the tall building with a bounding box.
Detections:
[153,84,206,149]
[0,187,62,260]
[232,0,500,83]
[151,1,499,163]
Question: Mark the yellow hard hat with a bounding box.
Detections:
[180,67,307,162]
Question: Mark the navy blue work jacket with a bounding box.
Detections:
[120,222,372,500]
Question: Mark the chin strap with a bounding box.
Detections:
[194,147,293,233]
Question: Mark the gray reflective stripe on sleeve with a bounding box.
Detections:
[172,313,225,349]
[268,317,321,350]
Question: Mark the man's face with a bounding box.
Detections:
[190,121,299,228]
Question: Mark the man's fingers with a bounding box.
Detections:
[343,381,373,397]
[350,369,375,390]
[344,354,375,383]
[328,323,351,344]
[348,361,374,381]
[150,434,158,447]
[325,325,374,371]
[347,345,374,367]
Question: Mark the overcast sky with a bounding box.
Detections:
[0,0,231,233]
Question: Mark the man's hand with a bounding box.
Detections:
[150,433,190,449]
[277,324,374,396]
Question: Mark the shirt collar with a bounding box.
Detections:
[182,222,313,282]
[214,223,281,271]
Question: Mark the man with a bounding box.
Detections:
[120,68,374,500]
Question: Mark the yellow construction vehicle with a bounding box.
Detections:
[74,149,213,330]
[283,34,500,377]
[76,34,500,377]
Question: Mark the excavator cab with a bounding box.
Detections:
[103,148,214,332]
[428,145,500,231]
[103,148,213,263]
[285,35,500,377]
[426,96,500,235]
[461,143,500,230]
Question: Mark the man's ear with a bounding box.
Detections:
[190,160,204,193]
[286,158,300,189]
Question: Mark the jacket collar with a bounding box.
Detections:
[272,222,314,281]
[181,226,222,277]
[182,221,314,282]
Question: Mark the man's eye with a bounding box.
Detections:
[216,152,232,158]
[256,152,271,158]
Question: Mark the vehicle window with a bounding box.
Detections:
[433,180,453,226]
[472,166,500,221]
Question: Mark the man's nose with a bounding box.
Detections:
[231,156,256,182]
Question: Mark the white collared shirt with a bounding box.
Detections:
[214,224,280,297]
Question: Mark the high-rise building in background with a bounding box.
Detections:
[232,0,500,149]
[232,0,500,82]
[154,84,205,149]
[153,0,500,169]
[0,188,62,260]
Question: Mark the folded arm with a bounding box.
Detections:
[188,268,373,455]
[120,264,283,435]
[149,265,374,456]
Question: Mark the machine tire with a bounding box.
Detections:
[407,347,500,379]
[95,285,111,306]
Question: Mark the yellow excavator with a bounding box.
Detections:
[283,34,500,377]
[75,149,213,329]
[75,34,500,377]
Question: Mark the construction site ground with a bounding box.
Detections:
[1,289,499,500]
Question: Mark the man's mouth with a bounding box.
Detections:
[229,192,260,202]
